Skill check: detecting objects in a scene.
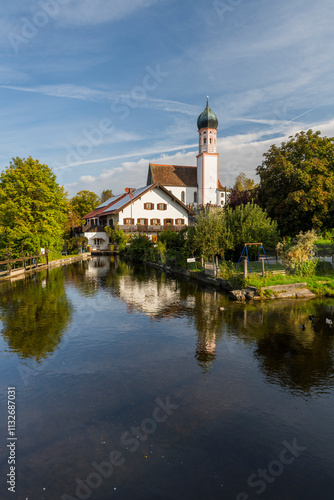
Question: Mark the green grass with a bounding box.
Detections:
[246,270,334,296]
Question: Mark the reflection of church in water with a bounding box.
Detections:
[85,257,223,372]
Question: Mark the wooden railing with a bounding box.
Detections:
[0,254,48,277]
[117,224,187,233]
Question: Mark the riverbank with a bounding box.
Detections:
[144,259,334,300]
[0,252,91,282]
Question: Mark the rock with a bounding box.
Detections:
[229,290,246,301]
[245,290,256,299]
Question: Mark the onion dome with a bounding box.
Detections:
[197,97,218,130]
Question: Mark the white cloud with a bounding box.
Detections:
[80,175,97,182]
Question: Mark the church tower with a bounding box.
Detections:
[196,97,219,206]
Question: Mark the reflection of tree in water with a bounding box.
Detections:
[0,268,72,361]
[224,300,334,396]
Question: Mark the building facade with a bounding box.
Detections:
[147,98,228,207]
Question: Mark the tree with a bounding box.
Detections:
[226,186,252,209]
[234,172,257,191]
[100,189,114,203]
[71,190,100,219]
[276,229,317,276]
[187,207,233,259]
[256,130,334,235]
[0,157,68,258]
[224,202,279,259]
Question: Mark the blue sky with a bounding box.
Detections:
[1,0,334,197]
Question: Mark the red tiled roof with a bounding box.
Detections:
[218,180,226,191]
[147,164,197,187]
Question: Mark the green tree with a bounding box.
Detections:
[0,157,68,258]
[100,189,114,203]
[256,130,334,235]
[224,202,279,259]
[234,172,257,191]
[188,207,233,259]
[71,190,100,219]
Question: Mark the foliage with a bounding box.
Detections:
[71,190,100,219]
[127,234,153,262]
[0,156,68,259]
[66,236,88,254]
[187,207,233,259]
[219,260,246,289]
[158,229,187,250]
[226,187,252,209]
[224,202,280,260]
[0,268,72,361]
[276,229,318,276]
[100,189,114,203]
[256,130,334,235]
[105,224,128,252]
[234,172,257,191]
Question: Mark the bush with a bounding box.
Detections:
[276,229,317,276]
[128,235,153,262]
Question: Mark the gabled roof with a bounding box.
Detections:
[147,164,197,187]
[103,183,194,215]
[83,193,127,219]
[217,180,229,192]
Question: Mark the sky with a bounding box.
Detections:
[1,0,334,197]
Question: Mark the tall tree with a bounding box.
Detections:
[234,172,257,191]
[256,130,334,235]
[226,187,252,209]
[100,189,114,203]
[71,190,100,219]
[0,157,68,258]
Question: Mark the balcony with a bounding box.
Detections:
[118,224,187,233]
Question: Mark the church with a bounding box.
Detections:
[81,98,227,250]
[146,97,227,207]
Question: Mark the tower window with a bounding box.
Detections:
[181,191,185,203]
[210,138,212,144]
[203,138,206,144]
[194,192,197,203]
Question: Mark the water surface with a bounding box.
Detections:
[0,257,334,500]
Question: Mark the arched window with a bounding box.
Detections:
[203,138,206,144]
[194,192,197,203]
[210,138,212,144]
[181,191,185,203]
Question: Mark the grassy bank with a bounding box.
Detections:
[245,270,334,296]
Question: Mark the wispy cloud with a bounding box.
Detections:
[0,84,198,117]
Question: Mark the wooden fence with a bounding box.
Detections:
[0,253,49,278]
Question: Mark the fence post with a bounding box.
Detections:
[260,257,265,277]
[201,255,204,270]
[215,256,218,277]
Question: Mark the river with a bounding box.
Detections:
[0,256,334,500]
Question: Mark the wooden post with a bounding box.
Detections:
[260,257,265,277]
[215,256,218,277]
[243,257,248,278]
[46,251,49,266]
[201,255,204,270]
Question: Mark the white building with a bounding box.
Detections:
[82,183,193,251]
[146,98,228,207]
